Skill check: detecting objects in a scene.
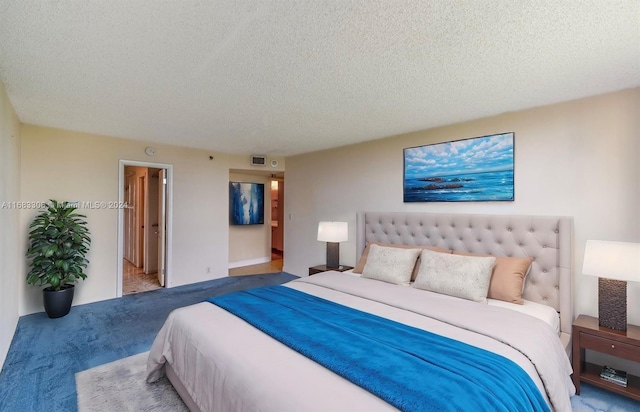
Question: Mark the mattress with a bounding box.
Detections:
[147,271,574,411]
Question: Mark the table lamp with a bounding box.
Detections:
[317,221,348,269]
[582,240,640,331]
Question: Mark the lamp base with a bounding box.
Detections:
[326,242,340,269]
[598,278,627,331]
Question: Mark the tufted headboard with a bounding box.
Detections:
[356,211,573,348]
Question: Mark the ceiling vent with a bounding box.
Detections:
[250,155,267,166]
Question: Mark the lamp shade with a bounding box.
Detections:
[582,240,640,282]
[317,221,348,243]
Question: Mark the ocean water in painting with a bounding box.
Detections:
[230,182,264,225]
[404,170,513,202]
[404,133,514,202]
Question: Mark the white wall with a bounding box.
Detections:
[0,79,21,369]
[228,172,272,267]
[284,88,640,325]
[19,125,284,315]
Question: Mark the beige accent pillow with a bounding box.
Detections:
[354,241,451,281]
[452,251,533,305]
[413,249,495,303]
[361,244,422,286]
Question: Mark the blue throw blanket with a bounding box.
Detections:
[207,286,550,412]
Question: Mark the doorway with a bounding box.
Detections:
[228,171,284,276]
[270,177,284,268]
[118,161,172,297]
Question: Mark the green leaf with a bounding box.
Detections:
[44,245,57,258]
[26,199,91,289]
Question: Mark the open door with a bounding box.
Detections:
[144,169,160,274]
[137,175,146,268]
[157,169,167,287]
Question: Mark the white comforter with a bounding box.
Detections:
[147,272,575,412]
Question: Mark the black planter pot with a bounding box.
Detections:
[43,284,75,318]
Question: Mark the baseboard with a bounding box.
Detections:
[228,256,271,269]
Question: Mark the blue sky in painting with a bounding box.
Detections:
[404,133,513,179]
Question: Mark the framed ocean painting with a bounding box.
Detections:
[229,182,265,225]
[403,132,514,202]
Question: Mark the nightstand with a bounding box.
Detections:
[308,264,354,276]
[572,314,640,401]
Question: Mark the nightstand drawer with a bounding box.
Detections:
[581,332,639,360]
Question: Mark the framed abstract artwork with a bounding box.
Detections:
[229,182,265,225]
[403,132,514,202]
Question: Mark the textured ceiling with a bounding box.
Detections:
[0,1,638,156]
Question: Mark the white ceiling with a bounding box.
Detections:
[0,1,638,156]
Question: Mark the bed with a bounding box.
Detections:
[147,211,575,411]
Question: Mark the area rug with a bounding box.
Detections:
[76,351,187,412]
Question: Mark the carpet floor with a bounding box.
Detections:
[0,272,296,412]
[1,271,639,411]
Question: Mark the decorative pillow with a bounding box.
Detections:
[452,251,533,304]
[361,244,422,286]
[354,241,451,281]
[413,249,496,303]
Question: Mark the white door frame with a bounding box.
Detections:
[117,160,174,297]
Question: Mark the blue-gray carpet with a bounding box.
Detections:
[1,271,638,411]
[0,272,296,411]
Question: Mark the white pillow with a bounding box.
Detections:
[361,244,421,286]
[413,249,496,303]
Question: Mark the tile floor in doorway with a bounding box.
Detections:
[123,259,162,295]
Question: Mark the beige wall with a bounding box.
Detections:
[228,172,272,266]
[284,88,640,324]
[0,79,21,369]
[19,125,284,315]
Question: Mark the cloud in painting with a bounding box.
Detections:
[404,133,513,180]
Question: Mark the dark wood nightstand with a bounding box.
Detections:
[308,264,354,276]
[572,314,640,401]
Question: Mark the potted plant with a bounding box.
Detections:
[26,200,91,318]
